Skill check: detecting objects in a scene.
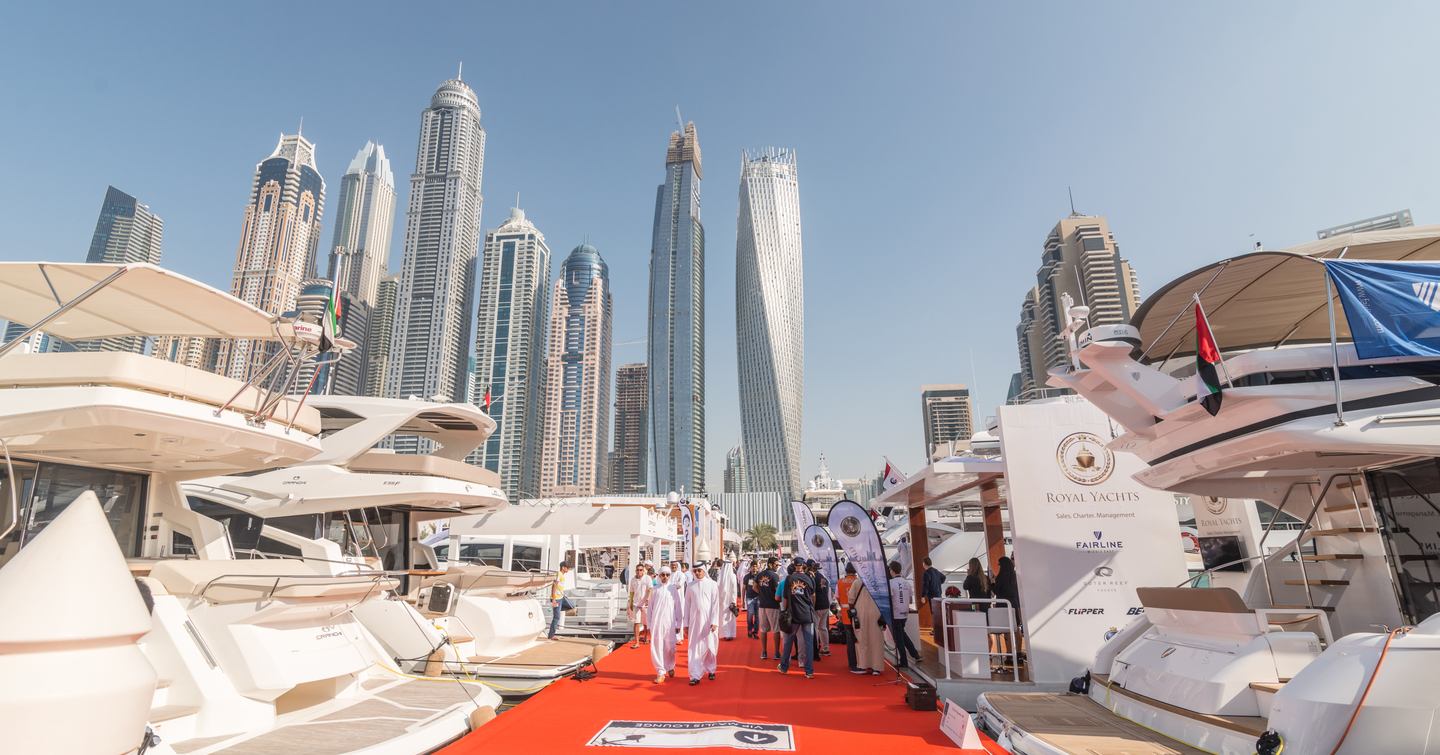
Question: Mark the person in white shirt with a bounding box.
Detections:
[717,558,739,640]
[628,564,652,649]
[599,549,615,579]
[684,564,721,684]
[671,561,690,642]
[887,560,921,669]
[647,568,681,683]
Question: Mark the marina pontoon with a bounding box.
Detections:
[0,262,500,755]
[979,228,1440,754]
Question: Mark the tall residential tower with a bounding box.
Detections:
[218,132,325,382]
[1014,213,1140,397]
[539,244,613,497]
[80,185,165,353]
[610,363,649,495]
[647,122,705,495]
[326,141,395,306]
[735,148,803,498]
[388,74,485,412]
[920,384,975,460]
[473,207,552,501]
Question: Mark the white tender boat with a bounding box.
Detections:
[978,228,1440,754]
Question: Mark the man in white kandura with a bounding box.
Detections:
[717,558,739,640]
[684,563,721,684]
[647,568,681,683]
[628,564,652,649]
[671,560,689,642]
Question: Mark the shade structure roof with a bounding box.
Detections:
[1134,226,1440,364]
[0,262,279,341]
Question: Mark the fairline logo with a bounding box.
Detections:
[1075,530,1125,551]
[1415,281,1440,312]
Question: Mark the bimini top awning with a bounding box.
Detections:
[1133,226,1440,364]
[0,262,280,341]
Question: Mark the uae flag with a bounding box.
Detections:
[319,293,341,353]
[882,457,907,491]
[1195,299,1223,416]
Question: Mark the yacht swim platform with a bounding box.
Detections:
[981,691,1207,755]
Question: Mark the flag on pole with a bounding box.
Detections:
[319,292,341,353]
[483,387,492,411]
[882,457,906,491]
[1195,297,1223,416]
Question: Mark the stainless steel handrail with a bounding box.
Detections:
[196,571,391,602]
[935,597,1020,682]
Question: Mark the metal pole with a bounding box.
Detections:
[1325,270,1346,426]
[0,266,130,360]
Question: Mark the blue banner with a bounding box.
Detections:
[802,524,840,601]
[828,500,892,622]
[1325,259,1440,359]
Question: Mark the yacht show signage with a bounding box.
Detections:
[680,506,694,564]
[1325,259,1440,359]
[587,720,794,750]
[791,500,816,560]
[997,398,1188,683]
[829,499,893,622]
[803,524,840,600]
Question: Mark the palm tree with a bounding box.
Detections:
[743,523,779,552]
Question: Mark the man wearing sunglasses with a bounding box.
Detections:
[684,563,721,685]
[647,568,681,683]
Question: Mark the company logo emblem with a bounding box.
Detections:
[1415,281,1440,311]
[1127,607,1144,616]
[839,516,862,537]
[1075,530,1125,551]
[1161,647,1177,658]
[1093,566,1114,577]
[1066,607,1105,615]
[1056,432,1115,486]
[811,533,825,549]
[1205,497,1228,516]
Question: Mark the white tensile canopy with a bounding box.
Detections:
[0,262,279,341]
[1133,226,1440,364]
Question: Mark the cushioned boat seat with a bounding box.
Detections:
[1137,586,1250,613]
[149,559,396,604]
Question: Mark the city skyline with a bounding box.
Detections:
[539,243,613,497]
[8,4,1440,477]
[79,186,165,354]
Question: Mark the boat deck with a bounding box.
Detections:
[468,636,607,670]
[983,692,1206,755]
[169,676,478,754]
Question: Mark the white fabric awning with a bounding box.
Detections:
[1134,226,1440,363]
[0,262,279,340]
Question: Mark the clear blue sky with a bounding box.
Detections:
[3,2,1438,484]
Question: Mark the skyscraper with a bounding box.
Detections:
[920,384,975,460]
[78,186,165,353]
[647,121,705,495]
[735,148,803,498]
[388,74,485,414]
[326,141,395,306]
[724,445,747,494]
[473,207,552,501]
[610,363,649,495]
[1014,213,1140,398]
[539,244,613,497]
[217,132,326,383]
[363,274,399,397]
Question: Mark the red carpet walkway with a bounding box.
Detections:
[441,622,1005,754]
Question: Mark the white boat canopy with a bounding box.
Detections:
[0,262,279,341]
[1133,226,1440,364]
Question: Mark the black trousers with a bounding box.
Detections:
[892,616,920,668]
[841,622,858,669]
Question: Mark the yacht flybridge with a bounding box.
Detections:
[978,229,1440,754]
[0,263,500,755]
[184,395,610,699]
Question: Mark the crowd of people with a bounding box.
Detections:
[618,557,740,685]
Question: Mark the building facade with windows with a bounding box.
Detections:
[217,132,326,383]
[1014,214,1140,398]
[77,185,165,354]
[363,274,399,397]
[539,244,613,497]
[648,122,706,495]
[610,362,649,495]
[723,445,747,494]
[472,207,551,501]
[921,384,975,460]
[735,148,803,498]
[388,75,485,413]
[325,141,395,306]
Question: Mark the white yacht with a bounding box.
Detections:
[0,262,500,755]
[977,228,1440,754]
[185,395,608,699]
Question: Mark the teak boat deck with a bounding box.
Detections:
[983,692,1207,755]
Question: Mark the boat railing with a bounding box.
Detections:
[934,597,1020,682]
[196,570,392,608]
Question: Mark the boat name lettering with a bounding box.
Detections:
[315,625,343,641]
